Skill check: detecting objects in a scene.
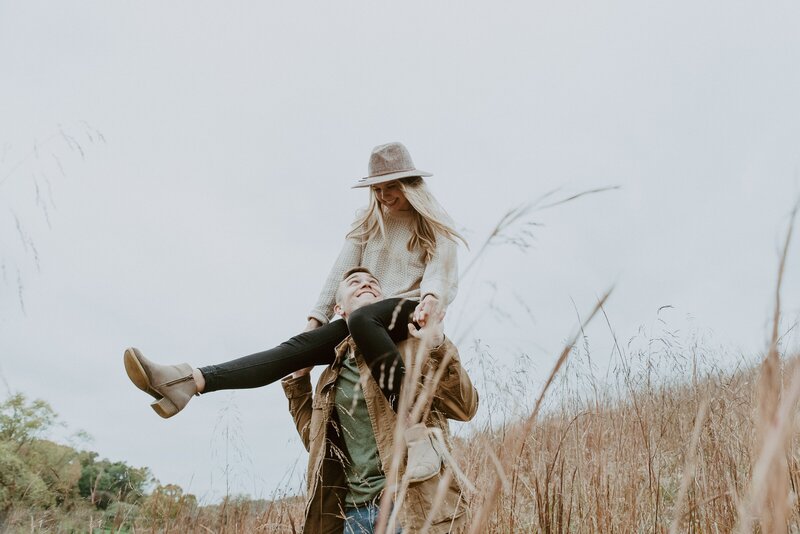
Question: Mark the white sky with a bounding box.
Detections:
[1,1,799,502]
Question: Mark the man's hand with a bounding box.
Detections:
[408,309,445,348]
[413,295,440,327]
[291,318,323,378]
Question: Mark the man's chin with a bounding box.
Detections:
[351,295,381,311]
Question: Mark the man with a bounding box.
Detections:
[282,267,478,534]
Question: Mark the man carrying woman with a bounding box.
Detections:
[123,142,475,532]
[283,267,477,534]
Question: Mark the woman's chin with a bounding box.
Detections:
[382,203,411,214]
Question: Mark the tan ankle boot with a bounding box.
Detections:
[404,423,442,484]
[123,348,197,418]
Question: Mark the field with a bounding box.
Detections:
[2,206,799,533]
[4,313,800,532]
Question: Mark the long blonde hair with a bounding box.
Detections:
[346,177,468,263]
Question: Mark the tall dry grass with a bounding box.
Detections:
[6,194,799,533]
[113,305,798,533]
[10,347,795,534]
[367,194,800,533]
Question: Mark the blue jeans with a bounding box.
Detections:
[343,504,403,534]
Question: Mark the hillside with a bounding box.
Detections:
[4,348,799,532]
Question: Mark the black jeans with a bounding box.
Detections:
[198,298,417,400]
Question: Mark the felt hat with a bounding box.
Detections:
[352,142,432,188]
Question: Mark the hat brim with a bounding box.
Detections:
[352,169,433,189]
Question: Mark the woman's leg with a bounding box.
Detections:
[346,298,417,404]
[198,319,349,392]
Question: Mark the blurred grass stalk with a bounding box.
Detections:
[9,196,800,534]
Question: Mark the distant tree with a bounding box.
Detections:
[0,392,57,448]
[0,440,53,514]
[24,439,82,506]
[0,391,149,519]
[78,452,150,509]
[0,393,74,517]
[141,483,198,523]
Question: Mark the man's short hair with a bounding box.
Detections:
[341,266,375,281]
[335,266,379,304]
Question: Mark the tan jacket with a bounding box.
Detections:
[282,336,478,534]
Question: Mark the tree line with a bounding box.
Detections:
[0,391,198,531]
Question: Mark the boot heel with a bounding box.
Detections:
[151,396,178,418]
[123,347,196,418]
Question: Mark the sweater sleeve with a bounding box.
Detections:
[419,234,459,307]
[308,236,362,324]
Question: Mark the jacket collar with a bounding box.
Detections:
[315,336,359,393]
[333,336,358,366]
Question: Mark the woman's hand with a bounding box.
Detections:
[413,295,440,327]
[292,318,323,378]
[408,309,445,347]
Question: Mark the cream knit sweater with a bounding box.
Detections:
[309,210,459,324]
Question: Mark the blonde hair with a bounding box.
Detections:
[346,177,468,263]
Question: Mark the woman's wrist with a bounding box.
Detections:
[305,318,323,331]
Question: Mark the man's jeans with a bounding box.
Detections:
[343,504,403,534]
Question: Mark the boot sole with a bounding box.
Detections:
[123,348,190,419]
[123,348,159,398]
[407,470,440,484]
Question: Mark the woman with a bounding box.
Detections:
[124,142,467,418]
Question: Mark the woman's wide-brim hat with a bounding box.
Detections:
[352,142,433,188]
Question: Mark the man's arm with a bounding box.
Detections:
[281,374,314,451]
[409,318,478,422]
[427,338,479,421]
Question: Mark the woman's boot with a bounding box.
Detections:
[123,347,197,418]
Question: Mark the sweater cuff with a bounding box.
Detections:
[307,310,330,326]
[420,278,451,305]
[281,374,312,399]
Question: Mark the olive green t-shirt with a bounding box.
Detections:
[334,353,386,507]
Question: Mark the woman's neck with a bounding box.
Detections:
[383,207,415,218]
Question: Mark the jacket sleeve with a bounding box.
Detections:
[308,236,362,325]
[427,337,478,422]
[419,234,459,307]
[281,374,313,451]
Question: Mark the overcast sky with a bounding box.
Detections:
[2,1,799,502]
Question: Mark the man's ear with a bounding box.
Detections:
[334,303,343,318]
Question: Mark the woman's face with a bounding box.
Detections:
[371,181,411,212]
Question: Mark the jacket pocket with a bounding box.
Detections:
[308,395,333,446]
[405,469,467,529]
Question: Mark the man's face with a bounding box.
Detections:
[335,271,383,318]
